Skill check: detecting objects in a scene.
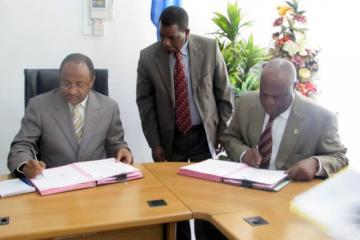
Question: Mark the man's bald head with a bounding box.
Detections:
[262,58,296,85]
[259,58,297,118]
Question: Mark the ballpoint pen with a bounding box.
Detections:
[30,145,44,177]
[20,177,34,186]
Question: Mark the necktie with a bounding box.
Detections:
[72,104,84,143]
[258,116,275,169]
[174,51,191,134]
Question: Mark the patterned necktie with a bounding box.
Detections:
[174,51,191,134]
[72,104,84,143]
[258,116,275,169]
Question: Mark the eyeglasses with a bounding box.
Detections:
[60,81,88,89]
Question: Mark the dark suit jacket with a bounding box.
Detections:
[8,89,128,173]
[136,34,233,158]
[222,91,348,176]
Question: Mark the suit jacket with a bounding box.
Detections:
[8,89,128,173]
[222,91,348,176]
[136,34,233,158]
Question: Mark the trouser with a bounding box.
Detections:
[175,220,228,240]
[168,124,227,240]
[171,124,212,161]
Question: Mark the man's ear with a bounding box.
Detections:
[185,28,190,37]
[90,77,95,88]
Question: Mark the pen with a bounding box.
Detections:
[20,178,34,187]
[30,145,44,177]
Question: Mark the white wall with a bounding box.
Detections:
[1,0,358,174]
[0,0,227,174]
[0,0,154,174]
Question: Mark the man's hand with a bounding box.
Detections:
[243,148,262,168]
[152,146,166,162]
[22,160,46,179]
[285,158,319,181]
[116,148,133,165]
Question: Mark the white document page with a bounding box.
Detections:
[75,158,140,181]
[180,159,244,177]
[226,167,287,185]
[31,165,91,190]
[292,169,360,240]
[0,178,35,197]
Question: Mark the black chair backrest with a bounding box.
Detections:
[24,69,109,107]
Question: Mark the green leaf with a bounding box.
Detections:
[211,2,252,43]
[211,1,268,94]
[286,0,298,12]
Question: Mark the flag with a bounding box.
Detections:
[151,0,182,39]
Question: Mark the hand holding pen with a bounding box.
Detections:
[242,147,262,168]
[22,160,46,179]
[21,146,46,179]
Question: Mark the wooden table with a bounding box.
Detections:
[144,162,330,240]
[0,162,331,240]
[0,165,191,240]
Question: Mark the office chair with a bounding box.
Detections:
[24,69,109,107]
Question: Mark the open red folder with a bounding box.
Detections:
[178,159,290,191]
[30,158,143,196]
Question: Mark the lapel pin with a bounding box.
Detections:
[294,129,299,134]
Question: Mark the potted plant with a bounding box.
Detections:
[211,2,269,97]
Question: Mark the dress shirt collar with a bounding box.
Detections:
[68,95,89,110]
[178,38,189,56]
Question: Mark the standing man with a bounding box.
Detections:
[223,58,348,181]
[136,6,233,240]
[8,53,132,178]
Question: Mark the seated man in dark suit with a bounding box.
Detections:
[8,53,132,178]
[223,58,348,181]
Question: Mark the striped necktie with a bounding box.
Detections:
[72,104,84,143]
[258,116,275,169]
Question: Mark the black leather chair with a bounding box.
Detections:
[24,69,109,107]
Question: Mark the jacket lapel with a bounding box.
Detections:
[249,100,266,147]
[188,35,203,94]
[78,91,101,160]
[155,44,174,106]
[275,94,304,169]
[51,90,78,154]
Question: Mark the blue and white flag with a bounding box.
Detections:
[151,0,182,39]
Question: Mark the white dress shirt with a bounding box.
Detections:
[241,98,324,175]
[68,95,89,124]
[262,104,292,170]
[170,39,202,126]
